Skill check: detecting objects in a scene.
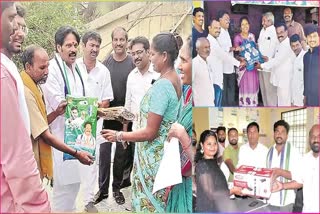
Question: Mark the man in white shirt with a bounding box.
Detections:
[238,122,268,168]
[76,31,114,212]
[125,36,160,131]
[272,124,319,213]
[256,22,295,106]
[257,12,278,106]
[266,120,302,212]
[289,34,307,106]
[192,37,215,107]
[207,20,244,107]
[42,26,87,212]
[217,10,237,106]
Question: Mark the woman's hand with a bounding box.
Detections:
[101,129,117,142]
[167,122,186,140]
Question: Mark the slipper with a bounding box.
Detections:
[113,191,125,205]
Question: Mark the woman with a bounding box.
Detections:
[101,33,182,212]
[195,130,241,212]
[234,16,259,106]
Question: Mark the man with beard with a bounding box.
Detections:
[94,27,135,206]
[272,124,319,213]
[265,120,301,212]
[42,26,94,212]
[223,128,240,182]
[192,7,207,58]
[76,31,114,212]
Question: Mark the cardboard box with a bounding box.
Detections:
[233,165,273,199]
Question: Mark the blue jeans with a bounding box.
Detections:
[214,84,222,107]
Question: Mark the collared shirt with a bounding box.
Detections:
[261,37,295,89]
[192,26,208,58]
[192,55,215,107]
[287,20,306,42]
[124,63,160,130]
[291,50,307,106]
[1,66,50,213]
[223,144,241,181]
[237,142,268,168]
[207,34,240,88]
[42,53,86,186]
[258,25,279,59]
[1,53,30,135]
[217,28,235,74]
[292,151,319,213]
[267,143,302,206]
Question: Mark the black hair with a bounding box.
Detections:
[111,27,128,41]
[239,16,250,26]
[130,36,150,50]
[84,121,92,128]
[173,32,183,50]
[275,21,288,31]
[82,31,102,46]
[54,26,80,52]
[216,10,229,21]
[1,2,15,14]
[274,120,290,133]
[304,24,318,36]
[71,106,78,111]
[193,7,204,16]
[21,45,43,69]
[247,122,260,133]
[216,126,226,134]
[194,130,219,163]
[290,34,301,43]
[228,128,238,135]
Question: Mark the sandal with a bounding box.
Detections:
[113,191,125,205]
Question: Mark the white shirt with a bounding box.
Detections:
[292,151,319,213]
[258,25,279,60]
[217,28,235,74]
[207,34,240,88]
[1,53,31,135]
[42,53,86,185]
[267,143,302,206]
[261,37,295,89]
[124,63,159,130]
[291,50,307,106]
[77,57,114,141]
[237,142,268,168]
[192,55,215,107]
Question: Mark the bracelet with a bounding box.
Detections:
[73,149,78,156]
[116,131,125,142]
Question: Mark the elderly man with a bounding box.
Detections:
[192,7,208,58]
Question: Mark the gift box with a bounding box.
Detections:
[234,165,273,199]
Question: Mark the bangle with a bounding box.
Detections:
[73,149,78,156]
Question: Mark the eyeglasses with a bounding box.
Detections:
[16,24,28,35]
[131,49,145,57]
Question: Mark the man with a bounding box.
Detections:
[257,12,278,106]
[42,26,86,212]
[76,30,114,212]
[216,126,229,156]
[192,37,215,107]
[238,122,268,168]
[217,10,237,106]
[223,128,240,182]
[125,36,159,131]
[207,19,244,107]
[192,7,208,58]
[95,27,135,205]
[303,24,319,106]
[283,7,307,50]
[272,124,319,213]
[1,2,50,212]
[289,34,307,106]
[256,22,295,106]
[266,120,301,212]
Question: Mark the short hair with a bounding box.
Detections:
[82,31,102,46]
[195,37,209,49]
[275,21,287,31]
[1,2,15,14]
[274,120,290,133]
[193,7,204,16]
[290,34,300,43]
[216,126,226,134]
[111,27,128,41]
[54,26,80,52]
[216,10,229,21]
[130,36,150,50]
[84,121,92,128]
[283,7,293,14]
[247,122,260,133]
[21,45,44,70]
[71,106,78,111]
[228,128,238,135]
[239,16,250,26]
[16,4,26,18]
[304,24,318,36]
[263,12,274,25]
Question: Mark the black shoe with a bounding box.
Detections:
[113,191,125,205]
[93,191,108,205]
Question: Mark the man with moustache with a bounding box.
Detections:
[42,26,93,212]
[289,34,307,106]
[216,126,229,157]
[207,20,244,107]
[192,7,208,58]
[255,22,295,106]
[272,124,319,213]
[303,24,319,106]
[192,37,215,107]
[223,128,240,182]
[1,2,50,212]
[76,31,114,212]
[265,120,301,212]
[94,27,135,205]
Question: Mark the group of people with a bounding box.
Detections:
[194,121,319,213]
[192,7,319,107]
[1,2,194,213]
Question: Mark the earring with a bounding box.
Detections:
[200,148,204,154]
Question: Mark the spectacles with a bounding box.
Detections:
[131,49,145,57]
[15,24,28,35]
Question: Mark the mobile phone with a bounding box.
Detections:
[248,201,259,207]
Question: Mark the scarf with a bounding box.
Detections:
[21,71,53,180]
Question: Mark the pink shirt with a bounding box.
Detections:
[1,63,50,213]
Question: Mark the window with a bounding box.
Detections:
[281,108,307,155]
